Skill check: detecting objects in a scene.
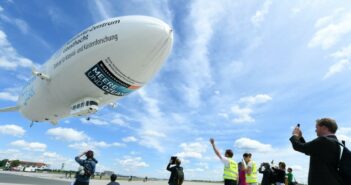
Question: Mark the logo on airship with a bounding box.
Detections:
[85,61,140,96]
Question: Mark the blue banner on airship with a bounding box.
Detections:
[85,61,139,96]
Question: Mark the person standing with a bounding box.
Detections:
[272,162,286,185]
[106,174,120,185]
[289,118,342,185]
[73,150,98,185]
[210,138,238,185]
[243,153,258,185]
[166,157,184,185]
[258,162,272,185]
[286,168,295,185]
[238,162,248,185]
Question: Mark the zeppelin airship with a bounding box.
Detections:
[0,15,173,124]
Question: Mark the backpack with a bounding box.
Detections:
[336,141,351,185]
[325,137,351,185]
[174,166,184,185]
[82,160,94,177]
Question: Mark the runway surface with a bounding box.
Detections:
[0,171,223,185]
[0,173,68,185]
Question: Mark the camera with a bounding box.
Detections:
[170,156,177,164]
[260,162,270,169]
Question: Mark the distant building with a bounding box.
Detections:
[102,170,114,176]
[9,160,48,172]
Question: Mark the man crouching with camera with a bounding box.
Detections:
[166,156,184,185]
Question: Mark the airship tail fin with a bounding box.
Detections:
[0,106,20,112]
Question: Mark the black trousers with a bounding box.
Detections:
[224,179,237,185]
[74,181,89,185]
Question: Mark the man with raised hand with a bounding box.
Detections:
[210,138,238,185]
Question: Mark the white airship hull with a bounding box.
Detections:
[15,16,173,123]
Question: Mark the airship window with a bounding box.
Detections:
[90,101,98,106]
[73,105,77,110]
[86,101,90,106]
[80,102,84,107]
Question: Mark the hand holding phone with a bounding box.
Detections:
[293,123,302,137]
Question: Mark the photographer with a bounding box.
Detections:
[271,162,286,185]
[290,118,342,185]
[258,162,273,185]
[73,150,98,185]
[166,157,184,185]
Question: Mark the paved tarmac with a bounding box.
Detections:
[0,173,68,185]
[0,171,223,185]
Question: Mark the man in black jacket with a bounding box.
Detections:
[166,157,184,185]
[289,118,342,185]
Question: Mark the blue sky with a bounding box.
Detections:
[1,0,351,183]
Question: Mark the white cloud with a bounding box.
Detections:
[14,19,29,34]
[251,0,273,27]
[323,43,351,79]
[111,142,125,147]
[176,141,208,159]
[68,142,91,151]
[231,105,255,123]
[10,140,47,151]
[226,94,272,123]
[239,94,272,105]
[331,44,351,59]
[142,130,166,138]
[337,127,351,147]
[42,152,60,158]
[46,127,89,142]
[308,12,351,49]
[0,124,25,136]
[323,59,351,79]
[0,30,37,70]
[122,136,138,143]
[117,156,149,172]
[178,1,227,108]
[234,137,273,153]
[111,116,128,127]
[80,118,109,125]
[0,91,18,101]
[69,140,125,151]
[0,149,21,160]
[93,0,111,20]
[133,89,170,152]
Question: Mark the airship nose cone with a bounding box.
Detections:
[110,16,174,85]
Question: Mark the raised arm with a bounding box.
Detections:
[210,138,223,159]
[75,151,87,165]
[166,159,172,171]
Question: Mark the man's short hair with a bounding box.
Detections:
[110,174,117,182]
[316,118,338,133]
[225,149,233,157]
[279,162,286,169]
[243,153,251,158]
[175,158,181,165]
[86,150,94,159]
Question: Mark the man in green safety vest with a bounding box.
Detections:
[243,153,258,185]
[210,138,238,185]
